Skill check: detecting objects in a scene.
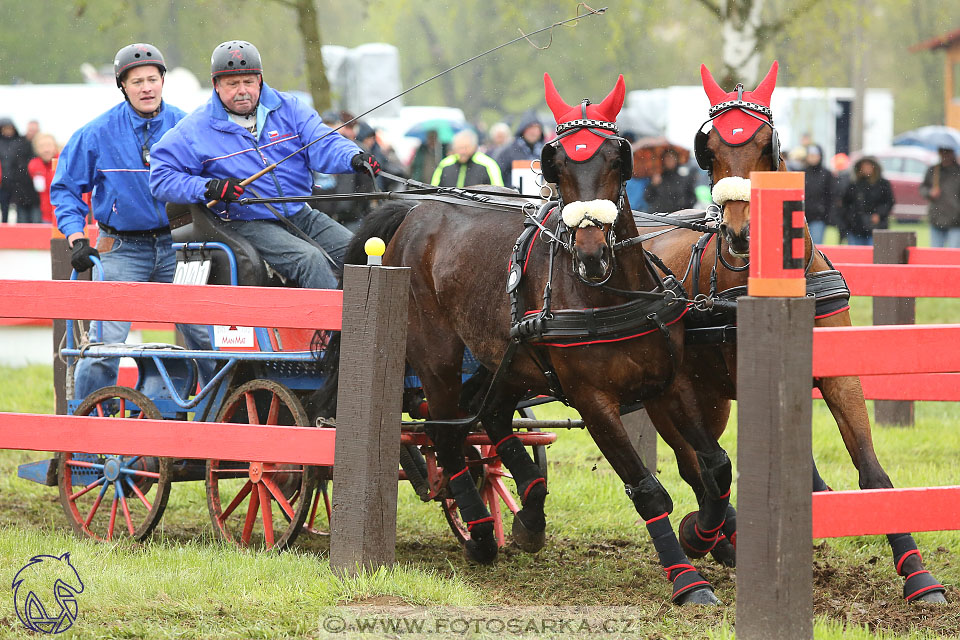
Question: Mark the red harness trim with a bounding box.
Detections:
[815,305,849,320]
[535,306,688,348]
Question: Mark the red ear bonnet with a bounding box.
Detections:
[544,73,625,161]
[700,61,778,145]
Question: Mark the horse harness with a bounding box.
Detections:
[494,200,689,405]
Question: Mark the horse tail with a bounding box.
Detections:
[342,200,418,266]
[305,200,418,423]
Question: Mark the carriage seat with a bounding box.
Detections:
[632,208,712,228]
[169,203,280,287]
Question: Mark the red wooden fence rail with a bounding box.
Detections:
[820,244,960,265]
[0,413,337,465]
[812,485,960,538]
[0,279,342,329]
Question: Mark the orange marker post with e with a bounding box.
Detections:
[748,171,806,297]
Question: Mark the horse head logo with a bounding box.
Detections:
[12,553,84,634]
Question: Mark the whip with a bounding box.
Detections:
[206,3,608,207]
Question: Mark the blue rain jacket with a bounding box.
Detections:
[51,101,186,237]
[149,82,361,220]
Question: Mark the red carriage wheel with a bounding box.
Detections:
[206,380,319,550]
[58,386,172,542]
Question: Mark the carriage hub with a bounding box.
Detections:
[248,462,263,483]
[103,457,122,481]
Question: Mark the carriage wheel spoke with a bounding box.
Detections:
[83,483,109,527]
[244,392,260,425]
[262,476,295,520]
[107,497,119,540]
[69,476,105,501]
[258,483,275,548]
[125,476,153,511]
[219,480,253,521]
[240,483,261,545]
[118,397,126,416]
[120,468,161,479]
[95,403,105,417]
[66,459,104,471]
[265,393,280,425]
[118,485,135,536]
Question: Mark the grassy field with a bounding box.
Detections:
[1,232,959,639]
[0,361,959,639]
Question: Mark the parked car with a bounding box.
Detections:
[847,146,938,222]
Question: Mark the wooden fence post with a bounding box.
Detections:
[50,237,85,415]
[736,297,814,639]
[872,229,916,426]
[736,172,812,639]
[330,263,409,575]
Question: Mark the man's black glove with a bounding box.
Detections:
[204,178,245,203]
[70,237,100,272]
[351,151,381,176]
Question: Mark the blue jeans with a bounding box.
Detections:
[930,226,960,249]
[847,233,873,246]
[807,220,826,245]
[74,231,213,401]
[221,207,352,289]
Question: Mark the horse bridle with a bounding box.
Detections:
[539,101,635,286]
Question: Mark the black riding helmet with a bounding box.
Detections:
[211,40,263,79]
[114,43,166,89]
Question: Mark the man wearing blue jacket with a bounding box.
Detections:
[150,40,380,290]
[51,43,211,401]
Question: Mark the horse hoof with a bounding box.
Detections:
[511,515,546,553]
[710,538,736,567]
[676,587,720,606]
[914,590,947,604]
[678,511,712,559]
[463,524,498,565]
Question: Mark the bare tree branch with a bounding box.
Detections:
[692,0,722,19]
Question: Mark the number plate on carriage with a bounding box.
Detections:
[213,325,257,350]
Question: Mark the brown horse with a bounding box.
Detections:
[640,61,946,603]
[318,74,721,604]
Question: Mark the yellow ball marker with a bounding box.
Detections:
[364,237,386,265]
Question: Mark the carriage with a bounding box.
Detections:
[17,203,561,550]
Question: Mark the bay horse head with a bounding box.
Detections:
[541,73,633,282]
[695,61,783,258]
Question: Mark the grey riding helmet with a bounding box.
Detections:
[114,43,166,88]
[211,41,263,79]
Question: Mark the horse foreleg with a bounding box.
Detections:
[646,382,736,568]
[575,389,718,605]
[481,395,548,553]
[429,425,498,564]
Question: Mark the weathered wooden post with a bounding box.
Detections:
[330,238,409,575]
[872,229,916,426]
[736,172,813,639]
[51,233,88,415]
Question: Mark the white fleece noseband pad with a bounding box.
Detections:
[711,177,751,206]
[561,199,619,228]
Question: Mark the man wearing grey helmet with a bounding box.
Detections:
[49,43,212,401]
[150,40,379,290]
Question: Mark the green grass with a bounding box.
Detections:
[2,296,960,639]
